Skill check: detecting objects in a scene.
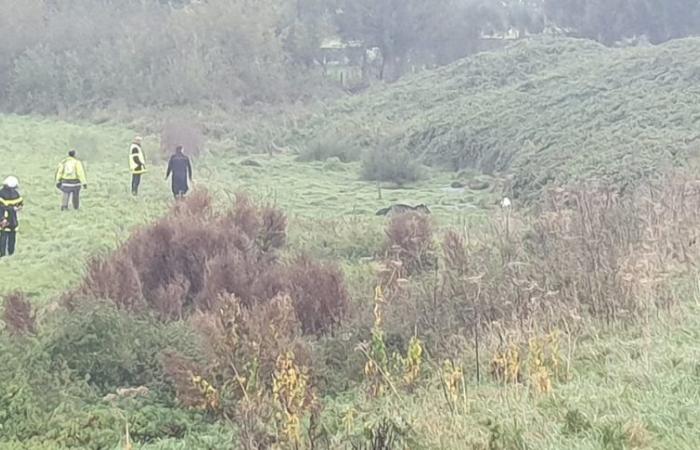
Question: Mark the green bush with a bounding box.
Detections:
[0,299,215,447]
[361,146,422,185]
[1,0,328,112]
[43,299,202,393]
[297,133,360,163]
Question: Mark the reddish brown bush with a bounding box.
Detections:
[77,191,348,336]
[287,255,350,335]
[258,207,287,253]
[2,292,36,337]
[385,212,436,274]
[83,251,145,312]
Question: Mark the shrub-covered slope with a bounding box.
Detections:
[297,37,700,198]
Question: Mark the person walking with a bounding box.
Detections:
[56,150,87,211]
[0,176,24,258]
[165,146,193,199]
[129,136,147,195]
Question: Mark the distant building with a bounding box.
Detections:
[480,28,522,41]
[318,37,379,87]
[319,38,368,66]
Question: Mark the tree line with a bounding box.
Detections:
[1,0,699,113]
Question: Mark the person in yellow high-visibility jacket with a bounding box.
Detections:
[55,150,87,211]
[129,136,147,196]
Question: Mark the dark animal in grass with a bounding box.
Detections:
[467,179,490,191]
[376,204,431,216]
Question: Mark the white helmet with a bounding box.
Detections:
[3,176,18,188]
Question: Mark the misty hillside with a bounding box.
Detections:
[298,37,700,197]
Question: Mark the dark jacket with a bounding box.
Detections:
[0,186,23,231]
[166,153,192,184]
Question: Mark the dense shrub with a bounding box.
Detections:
[0,299,214,447]
[162,293,313,450]
[287,255,350,335]
[47,298,202,393]
[1,0,329,112]
[185,294,309,398]
[385,172,700,351]
[2,292,36,337]
[384,212,436,275]
[361,146,422,185]
[78,191,349,335]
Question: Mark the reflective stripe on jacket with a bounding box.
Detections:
[56,156,87,185]
[0,187,23,231]
[129,144,147,174]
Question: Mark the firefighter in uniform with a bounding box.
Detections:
[0,176,24,257]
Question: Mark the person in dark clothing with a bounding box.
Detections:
[0,176,24,258]
[165,146,193,199]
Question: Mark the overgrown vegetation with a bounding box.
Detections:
[297,37,700,199]
[3,144,700,447]
[3,16,700,445]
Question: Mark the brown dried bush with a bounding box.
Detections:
[389,172,700,354]
[190,294,309,394]
[76,191,348,336]
[384,212,436,274]
[2,292,36,337]
[162,293,311,443]
[161,351,208,410]
[287,255,350,336]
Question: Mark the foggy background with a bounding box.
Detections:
[2,0,699,113]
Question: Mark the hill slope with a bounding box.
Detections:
[297,37,700,198]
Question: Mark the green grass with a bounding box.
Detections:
[294,36,700,198]
[0,116,171,298]
[2,114,700,449]
[0,114,496,300]
[317,304,700,449]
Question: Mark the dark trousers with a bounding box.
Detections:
[131,174,142,195]
[61,186,81,210]
[0,230,16,257]
[172,178,189,199]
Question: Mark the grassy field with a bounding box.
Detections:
[325,308,700,450]
[294,37,700,199]
[1,114,700,449]
[0,114,495,301]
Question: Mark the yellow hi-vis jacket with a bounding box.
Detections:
[0,188,23,232]
[129,144,147,174]
[56,156,87,187]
